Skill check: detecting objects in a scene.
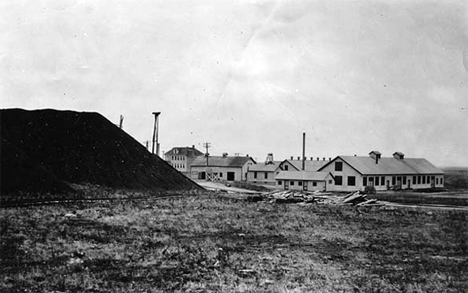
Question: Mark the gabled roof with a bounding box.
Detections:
[191,156,256,167]
[276,171,331,181]
[248,161,282,172]
[318,156,444,175]
[289,159,329,171]
[166,146,204,157]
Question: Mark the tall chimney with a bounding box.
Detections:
[302,132,306,171]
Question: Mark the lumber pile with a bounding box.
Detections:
[250,190,380,206]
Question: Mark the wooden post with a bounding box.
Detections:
[119,115,124,129]
[203,142,211,166]
[302,132,306,171]
[152,112,161,156]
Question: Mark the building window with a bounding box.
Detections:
[347,176,356,186]
[278,180,282,185]
[329,180,333,184]
[290,181,295,186]
[219,173,223,177]
[422,176,426,184]
[335,162,343,171]
[381,176,385,186]
[403,176,407,185]
[369,177,374,186]
[284,165,289,171]
[392,176,396,185]
[335,176,343,186]
[254,172,257,179]
[436,178,438,185]
[417,176,421,184]
[264,172,268,179]
[375,177,379,186]
[313,182,317,186]
[441,178,444,185]
[298,181,303,186]
[363,177,367,186]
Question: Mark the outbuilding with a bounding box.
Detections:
[275,171,334,192]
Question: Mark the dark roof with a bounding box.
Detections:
[166,146,204,157]
[191,156,255,167]
[319,155,444,175]
[276,171,331,181]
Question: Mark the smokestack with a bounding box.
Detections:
[302,132,306,171]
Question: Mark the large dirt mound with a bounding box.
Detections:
[1,108,201,193]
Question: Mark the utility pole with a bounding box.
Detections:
[203,142,211,166]
[119,115,124,129]
[302,132,306,171]
[152,112,161,156]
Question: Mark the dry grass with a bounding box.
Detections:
[1,192,467,292]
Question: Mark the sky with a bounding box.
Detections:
[1,0,467,167]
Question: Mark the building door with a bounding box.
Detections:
[303,181,308,191]
[431,176,435,188]
[227,172,235,181]
[199,172,206,180]
[284,180,289,190]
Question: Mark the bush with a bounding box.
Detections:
[362,186,376,195]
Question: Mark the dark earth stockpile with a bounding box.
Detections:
[1,108,201,195]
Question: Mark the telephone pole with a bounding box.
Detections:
[203,142,211,166]
[152,112,161,156]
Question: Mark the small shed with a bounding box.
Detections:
[275,171,334,192]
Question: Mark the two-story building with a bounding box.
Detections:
[317,151,444,192]
[165,146,204,176]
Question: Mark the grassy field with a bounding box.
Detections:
[1,192,467,293]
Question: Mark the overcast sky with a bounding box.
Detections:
[1,0,467,167]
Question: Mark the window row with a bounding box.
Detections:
[334,176,355,186]
[253,172,269,179]
[172,163,185,169]
[362,175,443,187]
[171,155,185,161]
[277,180,319,187]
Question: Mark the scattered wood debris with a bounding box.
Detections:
[249,190,381,206]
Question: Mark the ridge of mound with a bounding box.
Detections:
[1,108,201,193]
